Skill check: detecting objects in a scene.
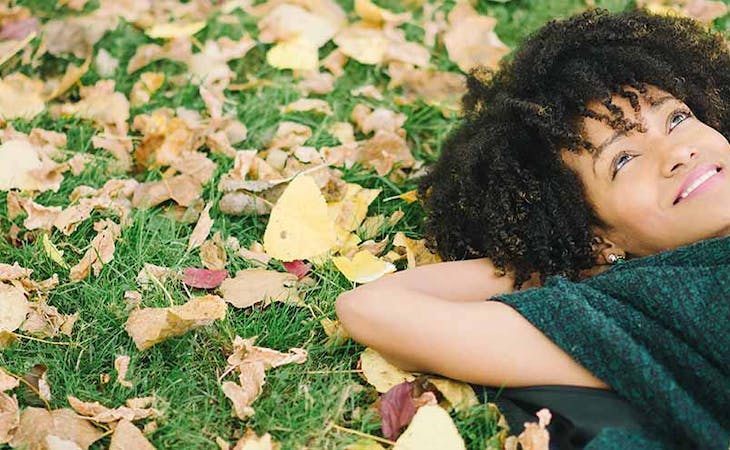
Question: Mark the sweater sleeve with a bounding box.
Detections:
[488,269,730,450]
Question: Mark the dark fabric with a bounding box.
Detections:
[489,235,730,450]
[472,384,657,450]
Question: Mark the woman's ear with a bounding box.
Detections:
[590,233,626,265]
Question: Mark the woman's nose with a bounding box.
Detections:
[663,146,698,177]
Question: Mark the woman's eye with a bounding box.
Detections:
[670,110,691,129]
[614,152,633,173]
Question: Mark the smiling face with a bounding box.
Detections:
[561,84,730,262]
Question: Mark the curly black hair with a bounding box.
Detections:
[416,8,730,289]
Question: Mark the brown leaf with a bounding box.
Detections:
[443,3,510,73]
[188,201,213,251]
[109,419,156,450]
[504,408,552,450]
[67,395,156,424]
[20,364,50,406]
[182,268,229,289]
[0,368,19,392]
[124,294,227,350]
[0,392,19,445]
[20,298,79,339]
[226,336,308,371]
[221,364,264,420]
[0,74,45,121]
[232,428,278,450]
[9,407,103,450]
[218,269,301,308]
[114,355,133,388]
[357,130,416,176]
[69,219,121,282]
[200,231,227,270]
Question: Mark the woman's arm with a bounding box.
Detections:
[335,286,610,389]
[346,257,541,303]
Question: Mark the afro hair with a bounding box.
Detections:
[416,8,730,289]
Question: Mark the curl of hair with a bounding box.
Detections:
[416,8,730,289]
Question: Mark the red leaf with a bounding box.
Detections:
[282,260,312,280]
[0,17,40,41]
[182,268,228,289]
[378,381,417,440]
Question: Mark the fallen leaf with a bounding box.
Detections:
[200,231,227,270]
[343,439,386,450]
[360,348,416,393]
[332,250,397,283]
[124,294,227,350]
[9,407,104,450]
[109,419,156,450]
[0,283,29,332]
[392,405,465,450]
[146,21,206,39]
[379,382,417,440]
[226,336,308,370]
[443,3,510,73]
[221,366,264,420]
[20,298,79,339]
[0,73,45,120]
[188,202,213,251]
[136,263,177,290]
[504,408,552,450]
[182,268,229,289]
[0,368,19,392]
[69,219,122,282]
[67,395,156,424]
[427,378,478,412]
[42,233,69,268]
[0,392,19,445]
[232,428,278,450]
[320,318,350,346]
[219,269,302,308]
[263,174,336,262]
[114,355,133,388]
[392,232,442,269]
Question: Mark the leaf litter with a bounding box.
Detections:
[0,0,593,446]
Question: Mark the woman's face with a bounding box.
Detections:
[561,84,730,261]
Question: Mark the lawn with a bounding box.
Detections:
[0,0,727,448]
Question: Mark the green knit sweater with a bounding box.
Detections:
[491,235,729,450]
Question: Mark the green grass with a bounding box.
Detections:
[1,0,724,448]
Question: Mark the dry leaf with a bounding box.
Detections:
[182,268,229,289]
[0,392,19,445]
[124,294,227,350]
[130,72,165,107]
[504,408,552,450]
[360,348,416,393]
[114,355,133,388]
[136,263,177,290]
[281,98,332,115]
[392,232,442,269]
[427,378,478,412]
[392,405,465,450]
[20,298,79,339]
[67,395,156,424]
[109,419,156,450]
[263,174,336,261]
[219,269,302,308]
[69,219,121,282]
[0,368,19,392]
[221,365,264,420]
[146,21,206,39]
[332,250,396,283]
[227,336,308,370]
[0,283,29,332]
[9,407,104,450]
[320,318,349,346]
[443,3,510,73]
[200,231,227,270]
[188,202,214,250]
[232,428,277,450]
[0,73,45,120]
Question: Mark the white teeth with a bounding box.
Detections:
[679,169,718,200]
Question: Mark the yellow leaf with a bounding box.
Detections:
[41,233,69,269]
[393,405,466,450]
[146,21,207,39]
[266,38,319,71]
[263,174,336,261]
[359,348,415,393]
[397,190,418,204]
[332,250,396,283]
[427,377,479,412]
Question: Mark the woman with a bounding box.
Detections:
[336,8,730,450]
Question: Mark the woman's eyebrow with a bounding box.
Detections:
[591,95,675,175]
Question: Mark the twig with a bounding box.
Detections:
[330,423,395,446]
[11,332,71,346]
[302,369,363,375]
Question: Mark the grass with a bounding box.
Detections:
[1,0,726,448]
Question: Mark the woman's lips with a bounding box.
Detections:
[674,167,724,205]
